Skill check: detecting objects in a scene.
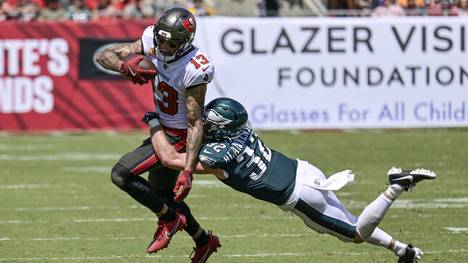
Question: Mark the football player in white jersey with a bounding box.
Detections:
[95,7,220,262]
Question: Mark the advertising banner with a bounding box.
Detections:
[197,17,468,129]
[0,20,154,131]
[1,17,467,131]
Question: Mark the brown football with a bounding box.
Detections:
[125,54,158,80]
[138,56,156,71]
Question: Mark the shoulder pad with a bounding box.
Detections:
[184,51,214,88]
[141,26,155,58]
[199,142,231,168]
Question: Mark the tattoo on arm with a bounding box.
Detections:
[95,40,143,72]
[185,84,207,171]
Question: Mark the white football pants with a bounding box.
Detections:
[280,160,392,245]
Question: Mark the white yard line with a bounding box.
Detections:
[0,249,466,261]
[435,197,468,203]
[0,144,56,151]
[0,153,120,161]
[445,227,468,234]
[73,216,289,223]
[226,252,310,257]
[73,218,153,223]
[0,215,292,224]
[1,197,467,213]
[0,184,52,189]
[0,180,223,191]
[0,206,123,212]
[62,166,111,173]
[345,198,468,209]
[0,183,85,190]
[1,233,305,242]
[193,180,226,187]
[0,203,260,212]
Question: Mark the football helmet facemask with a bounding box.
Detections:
[203,97,248,141]
[153,7,196,62]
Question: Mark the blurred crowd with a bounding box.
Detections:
[0,0,467,21]
[0,0,215,21]
[328,0,468,16]
[257,0,468,17]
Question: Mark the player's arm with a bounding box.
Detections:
[95,40,155,85]
[183,84,207,173]
[149,126,221,175]
[95,40,143,72]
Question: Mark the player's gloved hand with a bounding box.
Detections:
[141,112,161,129]
[119,55,157,85]
[173,169,193,202]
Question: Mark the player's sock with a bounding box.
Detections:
[193,228,209,246]
[356,193,394,240]
[173,200,202,234]
[391,240,408,257]
[164,196,210,245]
[365,227,392,248]
[384,184,405,201]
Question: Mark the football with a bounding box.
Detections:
[137,56,156,71]
[124,54,157,80]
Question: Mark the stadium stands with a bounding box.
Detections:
[0,0,467,21]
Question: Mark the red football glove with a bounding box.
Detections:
[119,55,157,85]
[173,169,193,202]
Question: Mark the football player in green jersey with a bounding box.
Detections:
[151,97,436,263]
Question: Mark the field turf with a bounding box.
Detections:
[0,129,467,262]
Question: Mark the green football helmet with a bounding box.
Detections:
[153,7,196,62]
[203,97,248,140]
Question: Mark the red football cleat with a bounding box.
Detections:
[190,231,221,263]
[147,212,187,253]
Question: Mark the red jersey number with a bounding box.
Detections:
[157,82,178,115]
[190,54,209,69]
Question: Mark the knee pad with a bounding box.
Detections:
[110,163,132,189]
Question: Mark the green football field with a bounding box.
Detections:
[1,129,467,263]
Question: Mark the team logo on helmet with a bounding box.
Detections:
[158,30,172,38]
[181,16,196,33]
[204,109,232,127]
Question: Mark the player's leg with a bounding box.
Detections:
[110,138,186,253]
[148,168,221,260]
[285,161,360,241]
[293,187,422,261]
[110,138,170,215]
[288,162,435,261]
[357,166,431,240]
[357,167,437,240]
[355,167,436,261]
[149,172,210,244]
[292,184,358,241]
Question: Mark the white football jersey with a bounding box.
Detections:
[141,25,214,129]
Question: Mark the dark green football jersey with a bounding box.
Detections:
[199,124,297,205]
